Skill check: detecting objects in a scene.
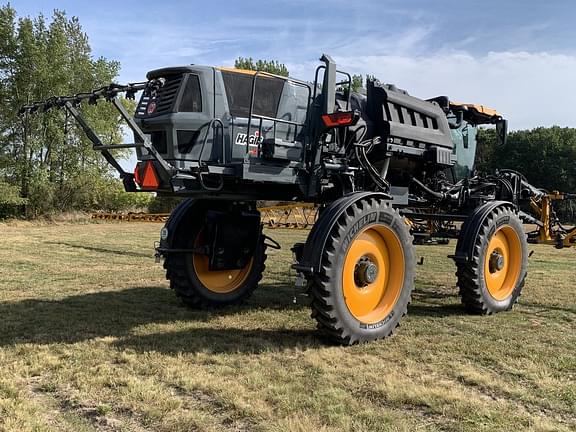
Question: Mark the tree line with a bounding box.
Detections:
[477,127,576,221]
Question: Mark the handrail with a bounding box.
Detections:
[251,113,305,127]
[197,118,225,165]
[312,65,353,111]
[246,71,312,157]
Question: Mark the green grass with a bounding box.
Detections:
[0,221,574,431]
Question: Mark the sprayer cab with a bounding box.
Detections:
[131,65,312,198]
[422,97,507,180]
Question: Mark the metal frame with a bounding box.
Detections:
[245,70,312,158]
[20,82,177,191]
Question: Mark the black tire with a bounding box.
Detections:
[456,206,527,314]
[164,209,267,308]
[308,198,415,345]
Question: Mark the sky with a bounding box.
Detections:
[10,0,576,132]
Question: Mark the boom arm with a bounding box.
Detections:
[20,81,176,191]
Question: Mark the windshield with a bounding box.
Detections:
[450,119,477,181]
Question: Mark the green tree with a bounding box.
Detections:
[493,127,576,192]
[477,126,576,192]
[234,57,289,77]
[0,5,135,217]
[147,195,184,214]
[475,128,498,173]
[476,126,576,221]
[351,74,362,92]
[0,179,26,218]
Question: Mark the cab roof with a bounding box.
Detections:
[449,101,502,124]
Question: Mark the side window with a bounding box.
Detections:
[178,75,202,112]
[253,76,284,117]
[275,82,309,142]
[276,82,308,123]
[221,71,284,118]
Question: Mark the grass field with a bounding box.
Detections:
[0,221,574,431]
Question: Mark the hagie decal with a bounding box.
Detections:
[235,131,264,146]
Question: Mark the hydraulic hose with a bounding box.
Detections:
[411,177,446,200]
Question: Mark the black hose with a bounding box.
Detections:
[411,177,446,200]
[354,138,389,192]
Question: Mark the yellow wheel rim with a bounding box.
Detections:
[342,224,405,324]
[483,226,522,301]
[192,231,253,294]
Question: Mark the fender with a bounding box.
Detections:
[296,191,391,275]
[159,198,202,249]
[452,200,515,263]
[158,199,259,253]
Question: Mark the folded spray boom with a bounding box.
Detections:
[18,79,176,192]
[19,79,164,114]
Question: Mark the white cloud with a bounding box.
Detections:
[329,51,576,130]
[81,8,575,132]
[118,48,576,131]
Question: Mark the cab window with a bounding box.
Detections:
[178,74,202,112]
[221,71,284,118]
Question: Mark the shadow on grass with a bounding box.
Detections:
[520,301,576,315]
[408,284,466,317]
[408,302,466,317]
[115,328,322,354]
[0,283,316,351]
[1,278,486,352]
[45,241,152,258]
[413,286,458,300]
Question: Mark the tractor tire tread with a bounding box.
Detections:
[456,206,527,314]
[308,198,414,345]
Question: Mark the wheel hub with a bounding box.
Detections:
[354,257,378,287]
[489,250,505,272]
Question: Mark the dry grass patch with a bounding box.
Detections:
[0,223,574,431]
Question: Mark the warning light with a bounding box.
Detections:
[133,164,142,185]
[321,111,358,128]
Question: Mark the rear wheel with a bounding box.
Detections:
[164,205,266,307]
[308,198,415,345]
[456,206,527,313]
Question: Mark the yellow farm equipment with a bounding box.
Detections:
[259,204,318,229]
[91,212,169,223]
[92,205,319,227]
[528,192,576,248]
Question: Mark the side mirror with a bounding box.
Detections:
[496,119,508,146]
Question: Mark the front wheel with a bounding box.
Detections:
[456,205,528,314]
[164,206,267,308]
[308,198,415,345]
